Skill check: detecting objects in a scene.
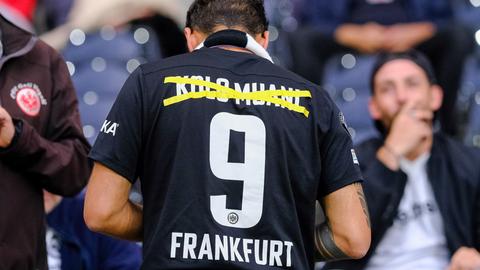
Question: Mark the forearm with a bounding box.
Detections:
[0,120,91,195]
[334,24,362,46]
[392,22,436,45]
[315,221,350,261]
[316,183,371,261]
[87,199,143,242]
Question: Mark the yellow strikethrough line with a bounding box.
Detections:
[162,76,312,117]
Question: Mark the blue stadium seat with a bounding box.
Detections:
[459,49,480,147]
[62,26,162,144]
[322,54,379,145]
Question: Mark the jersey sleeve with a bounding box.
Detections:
[89,68,145,183]
[317,95,363,198]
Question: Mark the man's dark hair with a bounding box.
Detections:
[370,50,437,95]
[186,0,269,35]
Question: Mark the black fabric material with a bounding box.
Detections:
[204,29,248,48]
[323,133,480,269]
[89,47,363,269]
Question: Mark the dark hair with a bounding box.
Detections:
[186,0,269,36]
[370,50,437,95]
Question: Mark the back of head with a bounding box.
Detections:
[186,0,268,36]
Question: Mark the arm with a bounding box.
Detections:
[84,162,143,241]
[382,22,436,53]
[334,23,387,54]
[447,247,480,270]
[315,182,371,261]
[0,47,91,196]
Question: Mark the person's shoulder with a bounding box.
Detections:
[355,137,383,162]
[12,37,58,69]
[434,133,480,179]
[435,133,480,159]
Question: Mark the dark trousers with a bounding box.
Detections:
[289,24,474,136]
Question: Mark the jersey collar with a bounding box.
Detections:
[195,29,274,63]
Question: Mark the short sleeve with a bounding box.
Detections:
[89,68,144,183]
[317,98,363,198]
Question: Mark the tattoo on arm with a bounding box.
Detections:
[314,221,349,261]
[354,182,371,228]
[315,182,371,261]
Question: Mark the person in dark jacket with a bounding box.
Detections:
[0,13,91,270]
[290,0,473,136]
[323,50,480,270]
[44,191,142,270]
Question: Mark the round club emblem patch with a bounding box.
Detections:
[227,212,239,225]
[16,87,41,117]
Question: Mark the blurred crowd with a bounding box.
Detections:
[1,0,479,269]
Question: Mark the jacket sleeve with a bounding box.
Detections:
[0,47,91,196]
[353,141,406,229]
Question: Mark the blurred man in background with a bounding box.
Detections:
[0,13,90,270]
[323,50,480,270]
[291,0,473,136]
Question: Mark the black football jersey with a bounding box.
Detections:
[89,47,363,269]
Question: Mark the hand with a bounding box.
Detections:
[384,101,433,158]
[447,247,480,270]
[382,23,435,52]
[0,106,15,148]
[335,23,386,54]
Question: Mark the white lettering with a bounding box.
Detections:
[170,232,294,267]
[183,233,197,259]
[229,236,244,262]
[266,84,277,106]
[234,83,251,105]
[285,241,293,267]
[100,120,111,133]
[252,83,265,106]
[269,240,283,266]
[100,120,119,136]
[170,232,183,258]
[281,87,294,108]
[215,78,230,102]
[106,123,119,136]
[190,76,205,92]
[254,239,268,265]
[197,234,213,260]
[243,239,253,263]
[176,76,190,96]
[215,235,229,261]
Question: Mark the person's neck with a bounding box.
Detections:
[404,133,433,161]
